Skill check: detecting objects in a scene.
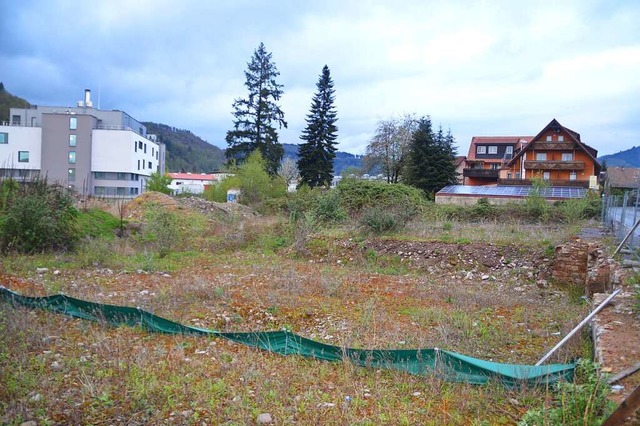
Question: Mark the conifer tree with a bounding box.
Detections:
[226,43,287,175]
[403,116,458,197]
[297,65,338,187]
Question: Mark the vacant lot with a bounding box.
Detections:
[0,195,597,425]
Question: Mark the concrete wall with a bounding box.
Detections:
[41,113,95,191]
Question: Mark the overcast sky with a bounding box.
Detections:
[1,0,639,157]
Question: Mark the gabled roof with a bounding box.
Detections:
[467,136,531,160]
[605,167,640,189]
[506,119,601,174]
[454,156,466,167]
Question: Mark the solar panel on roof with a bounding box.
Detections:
[436,185,587,199]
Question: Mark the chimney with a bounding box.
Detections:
[84,89,93,108]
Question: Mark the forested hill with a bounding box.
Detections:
[598,146,640,168]
[143,122,225,173]
[282,143,363,175]
[0,83,31,123]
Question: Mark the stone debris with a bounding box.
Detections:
[256,413,273,424]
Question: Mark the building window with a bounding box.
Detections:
[505,146,513,155]
[546,135,552,142]
[156,151,158,160]
[138,141,143,150]
[117,187,126,196]
[70,117,77,130]
[95,186,106,196]
[569,172,577,181]
[543,171,550,180]
[12,115,21,125]
[0,132,7,144]
[152,147,154,156]
[507,172,512,179]
[148,161,152,169]
[69,134,77,147]
[561,153,573,161]
[515,172,521,179]
[144,144,147,154]
[558,136,564,142]
[94,172,106,179]
[68,151,76,164]
[536,153,547,161]
[490,163,500,170]
[68,168,76,181]
[117,172,127,180]
[138,160,140,170]
[488,146,498,154]
[18,151,29,162]
[476,146,486,155]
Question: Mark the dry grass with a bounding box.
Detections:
[0,208,595,425]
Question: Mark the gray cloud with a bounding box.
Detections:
[1,0,639,157]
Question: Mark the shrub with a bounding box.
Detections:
[518,360,615,426]
[283,185,323,222]
[204,151,286,208]
[337,179,426,216]
[141,203,182,257]
[313,190,347,225]
[471,197,495,219]
[76,208,121,239]
[0,177,79,253]
[360,206,403,235]
[524,183,551,221]
[146,172,173,194]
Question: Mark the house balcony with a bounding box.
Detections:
[463,169,499,179]
[498,178,589,188]
[523,160,585,170]
[531,142,576,150]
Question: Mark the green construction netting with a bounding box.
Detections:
[0,286,575,387]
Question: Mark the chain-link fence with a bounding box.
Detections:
[602,190,640,250]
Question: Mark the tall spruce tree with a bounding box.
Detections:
[297,65,338,187]
[225,43,287,175]
[403,116,458,197]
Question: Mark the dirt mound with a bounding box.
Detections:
[177,195,259,219]
[124,192,179,221]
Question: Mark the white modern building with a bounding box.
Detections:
[167,172,234,194]
[0,89,165,197]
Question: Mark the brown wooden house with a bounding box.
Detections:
[500,119,600,188]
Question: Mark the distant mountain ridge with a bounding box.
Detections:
[1,84,362,175]
[598,146,640,168]
[0,83,31,123]
[282,143,363,175]
[142,122,226,173]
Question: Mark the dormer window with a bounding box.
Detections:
[488,146,497,154]
[476,146,486,154]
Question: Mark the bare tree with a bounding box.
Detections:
[364,114,418,183]
[278,157,300,188]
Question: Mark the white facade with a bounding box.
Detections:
[167,173,217,194]
[1,90,165,197]
[92,130,159,176]
[0,126,42,171]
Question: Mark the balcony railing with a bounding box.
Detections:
[463,169,499,178]
[524,160,584,170]
[531,142,575,150]
[498,178,589,188]
[0,121,40,127]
